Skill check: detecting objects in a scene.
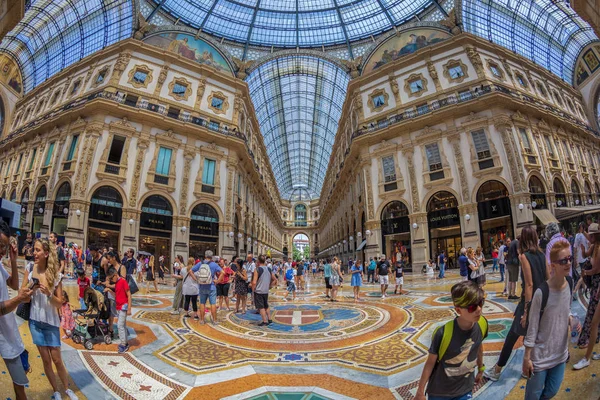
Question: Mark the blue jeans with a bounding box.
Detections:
[525,362,565,400]
[492,258,498,272]
[79,297,87,310]
[438,263,445,278]
[429,392,472,400]
[499,264,505,282]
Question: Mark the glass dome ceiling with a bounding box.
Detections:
[247,55,349,200]
[152,0,436,47]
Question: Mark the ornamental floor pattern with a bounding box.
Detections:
[2,269,600,399]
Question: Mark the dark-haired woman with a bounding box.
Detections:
[484,226,549,382]
[233,259,248,313]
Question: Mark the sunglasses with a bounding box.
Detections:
[554,256,573,265]
[461,300,485,313]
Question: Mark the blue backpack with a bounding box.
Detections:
[285,268,294,281]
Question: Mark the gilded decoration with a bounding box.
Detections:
[129,137,150,208]
[167,76,192,101]
[367,88,390,113]
[389,78,400,102]
[449,135,470,203]
[403,73,428,98]
[465,46,484,78]
[354,92,364,119]
[485,59,505,81]
[179,149,195,215]
[195,79,207,108]
[207,91,229,115]
[0,54,22,94]
[402,148,420,213]
[110,51,131,85]
[426,61,442,90]
[442,59,469,83]
[127,64,154,89]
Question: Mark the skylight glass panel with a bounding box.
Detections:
[463,0,599,84]
[247,55,349,199]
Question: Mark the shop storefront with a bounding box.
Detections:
[139,195,173,265]
[32,186,47,236]
[584,181,594,206]
[427,191,461,268]
[476,180,514,257]
[554,178,567,207]
[51,182,71,241]
[381,201,411,265]
[189,203,219,259]
[87,186,123,250]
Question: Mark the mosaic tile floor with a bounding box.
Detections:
[2,268,599,399]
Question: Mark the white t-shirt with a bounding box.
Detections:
[244,262,256,283]
[574,233,590,265]
[0,261,25,360]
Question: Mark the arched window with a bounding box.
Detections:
[554,178,567,207]
[191,204,219,223]
[9,189,16,202]
[427,191,458,212]
[529,176,547,209]
[91,186,123,208]
[32,186,47,233]
[142,195,172,216]
[585,181,593,205]
[381,201,410,236]
[52,182,71,235]
[476,180,509,202]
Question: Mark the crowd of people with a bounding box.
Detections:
[4,215,600,400]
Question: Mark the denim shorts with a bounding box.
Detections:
[200,289,217,305]
[29,320,61,347]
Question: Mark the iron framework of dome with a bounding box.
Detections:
[462,0,599,85]
[247,55,349,200]
[151,0,437,49]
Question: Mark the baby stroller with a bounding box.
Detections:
[71,287,112,350]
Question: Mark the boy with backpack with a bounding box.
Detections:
[192,250,222,325]
[525,238,576,397]
[284,264,297,301]
[415,280,487,400]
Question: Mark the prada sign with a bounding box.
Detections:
[140,213,173,231]
[478,197,511,221]
[191,220,219,236]
[428,207,460,229]
[90,203,122,224]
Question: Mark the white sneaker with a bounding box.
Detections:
[53,392,63,400]
[573,358,590,370]
[593,353,600,361]
[65,389,79,400]
[483,366,502,381]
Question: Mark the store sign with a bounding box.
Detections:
[140,212,173,231]
[381,216,410,235]
[428,207,460,229]
[530,194,547,209]
[90,203,122,224]
[478,197,511,220]
[190,220,219,236]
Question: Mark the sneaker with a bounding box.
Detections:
[53,391,63,400]
[258,322,269,326]
[118,344,129,353]
[483,366,502,382]
[183,314,191,318]
[65,389,78,400]
[170,310,180,315]
[268,320,273,324]
[194,316,199,320]
[593,353,600,361]
[211,320,219,326]
[573,358,590,370]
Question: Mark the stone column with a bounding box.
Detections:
[459,204,480,250]
[364,220,382,262]
[173,217,190,261]
[409,212,428,271]
[220,225,236,260]
[510,194,534,231]
[64,199,86,248]
[121,210,139,255]
[42,200,53,237]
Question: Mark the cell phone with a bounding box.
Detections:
[29,277,40,289]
